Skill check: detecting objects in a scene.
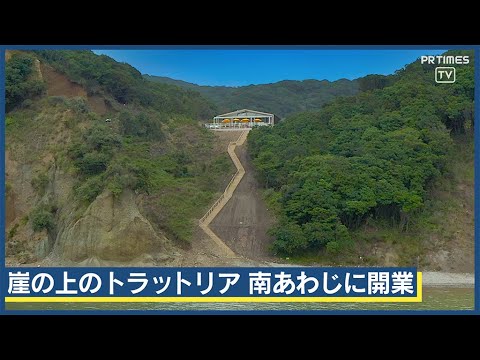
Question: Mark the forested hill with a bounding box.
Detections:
[247,50,474,264]
[144,75,359,118]
[5,50,234,264]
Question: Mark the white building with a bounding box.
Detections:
[206,109,276,130]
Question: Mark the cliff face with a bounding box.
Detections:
[5,52,176,265]
[54,189,169,262]
[7,146,175,264]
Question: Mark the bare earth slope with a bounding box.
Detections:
[210,142,275,259]
[41,64,108,114]
[176,131,264,266]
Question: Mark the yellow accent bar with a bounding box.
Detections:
[5,272,422,303]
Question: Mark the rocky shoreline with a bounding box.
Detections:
[422,272,474,287]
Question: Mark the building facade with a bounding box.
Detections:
[206,109,276,129]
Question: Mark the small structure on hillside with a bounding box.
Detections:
[206,109,276,130]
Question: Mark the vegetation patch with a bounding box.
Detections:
[31,205,55,232]
[249,50,474,259]
[6,52,46,112]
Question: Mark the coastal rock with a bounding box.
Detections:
[55,190,168,262]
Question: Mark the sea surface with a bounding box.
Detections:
[6,287,474,312]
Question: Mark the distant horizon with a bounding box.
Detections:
[143,73,358,88]
[93,49,447,87]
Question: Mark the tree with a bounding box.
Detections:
[6,53,46,112]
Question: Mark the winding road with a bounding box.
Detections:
[198,130,249,257]
[199,129,275,259]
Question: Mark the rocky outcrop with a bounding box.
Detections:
[7,153,173,264]
[54,189,169,262]
[6,190,17,228]
[6,56,171,265]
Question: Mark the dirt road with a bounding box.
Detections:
[210,142,275,259]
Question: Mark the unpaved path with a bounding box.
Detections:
[210,141,275,259]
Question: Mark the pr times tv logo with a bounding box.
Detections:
[421,55,470,84]
[435,67,455,83]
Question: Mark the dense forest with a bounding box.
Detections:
[247,50,474,257]
[144,75,359,118]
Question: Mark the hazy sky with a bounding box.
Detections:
[93,49,446,87]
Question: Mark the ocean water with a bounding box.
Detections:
[6,287,474,312]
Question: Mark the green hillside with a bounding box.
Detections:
[247,50,474,268]
[5,50,233,263]
[35,50,217,119]
[144,75,359,118]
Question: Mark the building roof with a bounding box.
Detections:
[214,109,274,119]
